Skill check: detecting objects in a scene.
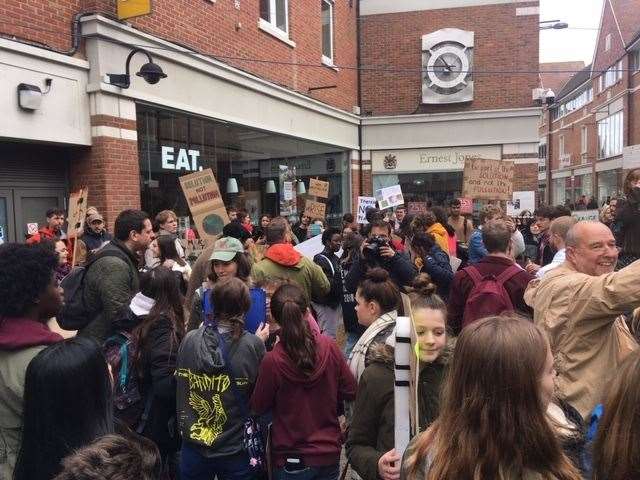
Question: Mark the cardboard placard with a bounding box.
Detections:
[462,158,514,201]
[375,185,405,210]
[179,169,230,242]
[304,199,326,219]
[357,196,377,224]
[572,209,599,222]
[67,187,89,239]
[407,202,428,215]
[459,197,474,215]
[308,178,330,198]
[506,191,536,217]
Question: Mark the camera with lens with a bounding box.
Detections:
[363,235,390,258]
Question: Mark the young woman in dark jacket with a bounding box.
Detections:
[407,232,454,299]
[122,267,186,475]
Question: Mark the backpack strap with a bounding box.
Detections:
[495,264,522,285]
[465,265,484,286]
[316,254,335,277]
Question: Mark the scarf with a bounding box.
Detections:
[348,310,398,382]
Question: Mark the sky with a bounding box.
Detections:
[539,0,604,65]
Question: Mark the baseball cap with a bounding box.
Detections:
[209,236,244,262]
[87,213,104,224]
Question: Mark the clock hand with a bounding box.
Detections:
[440,56,453,72]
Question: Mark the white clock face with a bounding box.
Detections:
[427,45,469,91]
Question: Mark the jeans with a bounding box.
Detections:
[274,463,340,480]
[180,443,256,480]
[343,331,361,359]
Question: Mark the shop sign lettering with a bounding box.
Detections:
[161,146,202,172]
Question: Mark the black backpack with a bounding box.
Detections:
[58,248,130,330]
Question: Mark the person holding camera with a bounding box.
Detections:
[345,219,417,293]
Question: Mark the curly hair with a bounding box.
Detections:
[0,243,58,318]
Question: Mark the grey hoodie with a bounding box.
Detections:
[176,325,265,458]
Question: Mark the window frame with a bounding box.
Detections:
[259,0,292,44]
[321,0,335,66]
[597,111,624,159]
[581,125,588,154]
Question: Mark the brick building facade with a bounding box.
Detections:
[540,0,640,207]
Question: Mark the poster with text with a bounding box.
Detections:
[179,168,229,242]
[459,197,474,215]
[506,191,536,217]
[357,196,377,223]
[304,199,326,219]
[407,202,428,215]
[462,158,514,201]
[279,165,298,218]
[308,178,330,198]
[67,187,89,239]
[375,185,405,210]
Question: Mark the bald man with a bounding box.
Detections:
[525,221,639,418]
[536,216,578,279]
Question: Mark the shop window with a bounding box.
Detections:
[321,0,334,65]
[260,0,289,35]
[597,111,623,159]
[598,170,621,204]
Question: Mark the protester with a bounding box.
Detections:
[431,206,457,256]
[524,221,640,418]
[348,268,401,382]
[251,283,357,480]
[176,277,266,480]
[252,214,271,243]
[227,207,238,221]
[525,205,556,274]
[615,172,640,269]
[13,337,115,480]
[111,267,185,474]
[145,210,184,269]
[341,232,366,357]
[189,236,268,337]
[448,220,534,335]
[407,231,453,299]
[41,238,72,283]
[410,212,449,254]
[536,216,578,278]
[345,219,416,292]
[467,204,503,264]
[150,234,192,293]
[25,207,65,244]
[400,316,581,480]
[592,351,640,480]
[342,213,357,233]
[393,206,407,233]
[252,217,330,303]
[599,197,619,233]
[447,198,474,244]
[80,209,154,343]
[347,274,449,480]
[53,433,161,480]
[236,210,253,235]
[0,243,63,479]
[312,227,344,339]
[292,213,311,243]
[81,211,112,253]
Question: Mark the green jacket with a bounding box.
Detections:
[78,241,140,343]
[346,344,448,480]
[251,243,329,303]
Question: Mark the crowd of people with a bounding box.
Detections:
[2,169,640,480]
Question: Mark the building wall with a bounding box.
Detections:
[359,1,539,116]
[0,0,358,112]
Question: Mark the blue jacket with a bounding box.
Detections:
[202,286,266,334]
[467,229,487,264]
[420,245,454,299]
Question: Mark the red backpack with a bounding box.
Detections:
[461,264,522,329]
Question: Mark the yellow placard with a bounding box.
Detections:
[117,0,152,20]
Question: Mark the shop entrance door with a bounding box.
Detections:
[0,188,66,242]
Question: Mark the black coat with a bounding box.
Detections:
[345,250,417,293]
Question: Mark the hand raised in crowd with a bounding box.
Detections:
[255,322,270,343]
[377,448,401,480]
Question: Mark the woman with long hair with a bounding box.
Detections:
[431,206,457,256]
[13,337,114,480]
[177,277,266,480]
[348,268,401,382]
[592,351,640,480]
[189,237,268,340]
[115,267,185,474]
[401,315,581,480]
[347,274,450,480]
[251,283,357,480]
[150,234,191,292]
[40,238,71,283]
[408,232,453,299]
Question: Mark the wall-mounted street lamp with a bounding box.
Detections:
[106,48,167,89]
[539,20,569,30]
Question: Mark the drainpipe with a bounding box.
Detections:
[356,0,364,200]
[546,106,553,204]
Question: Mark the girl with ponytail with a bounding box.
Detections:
[347,274,450,480]
[251,283,357,480]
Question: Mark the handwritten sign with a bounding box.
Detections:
[407,202,427,215]
[375,185,405,210]
[309,178,330,198]
[357,196,377,224]
[67,187,89,239]
[459,197,473,215]
[179,168,229,242]
[462,158,514,201]
[304,199,326,219]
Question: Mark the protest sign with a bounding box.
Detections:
[375,185,405,210]
[27,223,38,235]
[572,209,599,222]
[407,202,428,215]
[459,197,474,214]
[304,199,326,219]
[308,178,330,198]
[462,158,514,201]
[66,187,89,239]
[279,165,297,217]
[507,191,536,216]
[357,196,377,223]
[179,168,229,242]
